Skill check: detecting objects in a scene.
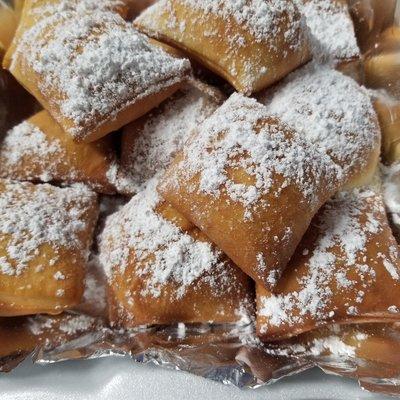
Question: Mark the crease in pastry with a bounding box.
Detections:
[99,177,254,328]
[158,93,340,290]
[256,187,400,341]
[294,0,360,63]
[0,110,118,194]
[0,179,99,316]
[259,63,381,189]
[113,83,223,195]
[4,1,191,142]
[134,0,311,94]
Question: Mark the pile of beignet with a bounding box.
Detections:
[1,0,400,362]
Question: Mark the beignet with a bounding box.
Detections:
[99,178,254,328]
[158,93,339,290]
[260,64,381,189]
[257,188,400,341]
[0,180,99,316]
[134,0,311,94]
[0,110,118,194]
[4,0,190,142]
[116,83,223,195]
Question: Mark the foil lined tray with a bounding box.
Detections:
[1,0,400,397]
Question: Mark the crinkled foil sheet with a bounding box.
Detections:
[2,0,400,397]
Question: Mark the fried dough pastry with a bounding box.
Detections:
[0,180,99,316]
[3,0,190,143]
[364,27,400,99]
[260,64,381,189]
[134,0,311,95]
[294,0,359,63]
[158,93,339,290]
[374,98,400,164]
[257,188,400,341]
[0,110,118,194]
[99,178,254,328]
[117,83,223,195]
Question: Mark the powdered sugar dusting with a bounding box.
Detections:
[12,7,190,140]
[115,85,220,194]
[0,121,65,182]
[294,0,359,62]
[174,0,305,47]
[259,188,400,330]
[99,177,236,300]
[261,64,380,184]
[161,93,337,220]
[0,180,97,276]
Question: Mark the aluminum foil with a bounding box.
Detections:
[1,0,400,397]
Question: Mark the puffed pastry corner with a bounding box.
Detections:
[3,0,191,143]
[0,110,119,194]
[135,0,311,94]
[0,179,99,316]
[256,188,400,341]
[99,178,254,328]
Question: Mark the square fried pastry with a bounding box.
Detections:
[115,83,223,195]
[158,93,340,291]
[257,188,400,341]
[135,0,311,95]
[0,110,118,194]
[259,64,381,189]
[0,180,99,316]
[3,0,190,143]
[99,178,254,328]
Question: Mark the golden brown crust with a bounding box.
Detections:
[135,0,311,94]
[158,94,339,290]
[3,0,190,143]
[100,180,254,328]
[256,189,400,341]
[0,110,118,193]
[0,180,99,316]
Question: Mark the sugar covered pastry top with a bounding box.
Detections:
[257,188,400,339]
[294,0,360,62]
[169,0,305,47]
[261,64,380,187]
[135,0,311,94]
[0,180,98,277]
[6,3,190,141]
[116,85,222,194]
[99,178,247,302]
[161,93,337,216]
[26,0,129,18]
